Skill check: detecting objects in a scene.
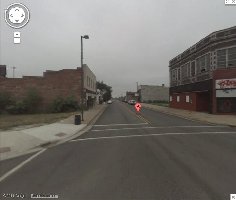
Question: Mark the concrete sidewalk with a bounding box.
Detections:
[142,103,236,127]
[0,104,107,161]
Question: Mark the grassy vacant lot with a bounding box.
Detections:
[0,112,76,130]
[150,102,169,107]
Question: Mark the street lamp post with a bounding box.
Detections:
[81,35,89,121]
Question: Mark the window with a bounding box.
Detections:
[188,63,191,77]
[196,53,210,73]
[181,65,185,79]
[171,69,177,81]
[170,96,172,102]
[206,54,210,70]
[181,62,190,79]
[191,61,195,77]
[177,68,181,80]
[217,47,236,68]
[217,49,227,68]
[186,95,190,103]
[228,47,236,67]
[177,96,180,102]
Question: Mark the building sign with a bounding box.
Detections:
[216,89,236,98]
[216,78,236,89]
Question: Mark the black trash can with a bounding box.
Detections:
[74,114,81,125]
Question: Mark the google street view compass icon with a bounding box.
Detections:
[4,3,30,29]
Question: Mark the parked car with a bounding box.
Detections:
[128,100,136,105]
[107,100,112,104]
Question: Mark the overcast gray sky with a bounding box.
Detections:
[0,0,235,97]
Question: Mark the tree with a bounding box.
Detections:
[96,81,112,102]
[23,88,43,113]
[0,91,13,113]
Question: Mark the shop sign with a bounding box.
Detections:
[216,79,236,89]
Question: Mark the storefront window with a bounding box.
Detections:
[177,96,180,102]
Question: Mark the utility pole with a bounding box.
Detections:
[81,36,84,121]
[12,66,16,78]
[80,35,89,121]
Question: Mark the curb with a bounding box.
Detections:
[142,105,233,127]
[70,105,108,135]
[42,105,108,148]
[38,139,59,148]
[88,105,108,126]
[0,106,108,161]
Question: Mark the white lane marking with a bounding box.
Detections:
[91,125,228,132]
[71,131,236,142]
[0,149,46,183]
[93,123,148,127]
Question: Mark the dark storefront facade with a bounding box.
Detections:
[213,69,236,113]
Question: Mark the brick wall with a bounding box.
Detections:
[169,92,197,111]
[170,91,211,112]
[169,68,236,113]
[212,68,236,80]
[0,68,83,110]
[196,92,210,112]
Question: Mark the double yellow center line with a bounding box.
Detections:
[119,102,151,125]
[136,114,151,124]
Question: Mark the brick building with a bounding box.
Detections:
[137,85,169,102]
[0,65,96,111]
[83,64,97,108]
[169,26,236,114]
[126,91,139,102]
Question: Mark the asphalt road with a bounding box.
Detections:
[0,101,236,200]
